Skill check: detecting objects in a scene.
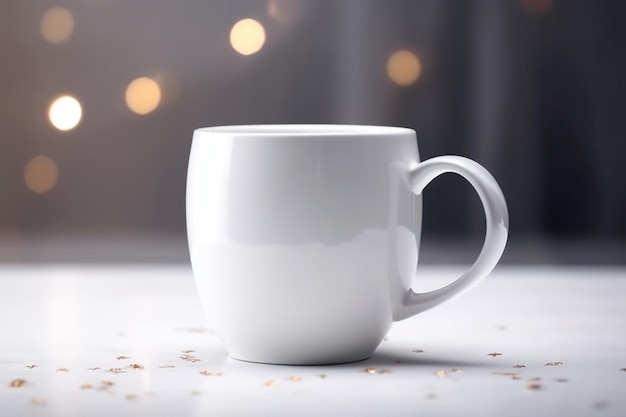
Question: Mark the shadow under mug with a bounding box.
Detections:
[186,125,508,365]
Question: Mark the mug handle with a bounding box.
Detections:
[393,155,509,321]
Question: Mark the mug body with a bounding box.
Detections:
[186,125,420,364]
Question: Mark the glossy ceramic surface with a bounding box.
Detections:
[186,125,508,365]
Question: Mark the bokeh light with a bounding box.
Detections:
[229,18,266,55]
[48,95,82,131]
[24,156,59,194]
[386,50,422,86]
[268,0,303,26]
[520,0,554,17]
[125,77,162,115]
[40,7,75,44]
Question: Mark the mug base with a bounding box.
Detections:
[229,353,372,366]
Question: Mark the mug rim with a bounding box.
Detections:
[194,124,415,137]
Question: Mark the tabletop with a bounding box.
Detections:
[1,264,625,416]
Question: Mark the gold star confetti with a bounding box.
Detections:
[198,370,223,376]
[434,368,463,377]
[179,353,201,362]
[513,364,526,368]
[129,364,144,370]
[10,379,27,388]
[80,384,93,390]
[412,349,424,353]
[25,365,37,369]
[87,367,100,371]
[159,365,175,368]
[545,361,563,366]
[125,394,139,401]
[287,376,302,382]
[487,352,502,357]
[107,368,126,374]
[527,383,542,391]
[264,380,278,388]
[116,356,131,360]
[30,398,47,406]
[363,367,377,374]
[56,368,70,372]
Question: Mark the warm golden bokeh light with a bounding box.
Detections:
[40,7,75,44]
[386,50,422,86]
[230,18,266,55]
[48,95,82,131]
[268,0,303,26]
[125,77,162,115]
[24,156,59,194]
[520,0,554,17]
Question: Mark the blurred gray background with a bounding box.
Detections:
[1,0,625,264]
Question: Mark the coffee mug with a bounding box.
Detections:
[187,125,508,365]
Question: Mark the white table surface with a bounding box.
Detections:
[1,264,625,416]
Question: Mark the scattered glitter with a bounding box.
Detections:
[555,378,569,383]
[180,353,201,363]
[56,368,70,372]
[80,384,93,390]
[363,367,377,374]
[545,362,563,366]
[512,375,522,380]
[435,368,463,377]
[10,379,27,388]
[529,377,541,381]
[527,383,542,391]
[412,349,424,353]
[200,371,212,376]
[513,364,526,368]
[30,398,47,406]
[378,369,391,374]
[287,376,302,382]
[117,356,131,360]
[264,380,278,388]
[107,368,126,374]
[182,350,196,354]
[159,365,175,369]
[88,367,100,371]
[125,394,139,401]
[98,381,115,391]
[129,364,144,370]
[25,365,37,369]
[487,352,502,357]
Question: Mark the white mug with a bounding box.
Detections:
[186,125,508,365]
